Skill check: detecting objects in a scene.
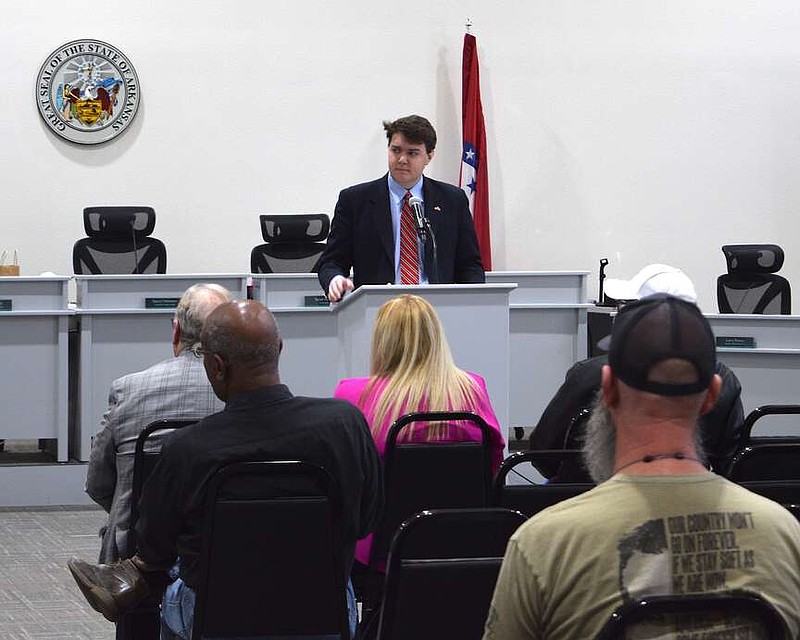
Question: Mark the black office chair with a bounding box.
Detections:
[492,450,595,517]
[250,213,330,273]
[594,591,787,640]
[73,206,167,274]
[191,460,350,640]
[717,244,790,314]
[376,508,527,640]
[116,419,196,640]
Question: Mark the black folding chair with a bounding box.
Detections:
[359,411,494,635]
[369,411,494,569]
[723,405,800,480]
[594,591,787,640]
[492,450,595,518]
[116,419,196,640]
[376,508,527,640]
[192,460,350,640]
[728,443,800,482]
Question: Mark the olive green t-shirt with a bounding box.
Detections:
[484,473,800,640]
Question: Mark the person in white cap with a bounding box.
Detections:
[530,264,744,477]
[603,264,698,303]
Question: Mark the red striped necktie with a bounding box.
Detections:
[399,191,420,284]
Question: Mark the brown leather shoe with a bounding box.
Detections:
[67,557,149,622]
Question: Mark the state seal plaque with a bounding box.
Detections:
[35,39,141,145]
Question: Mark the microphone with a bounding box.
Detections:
[408,196,427,242]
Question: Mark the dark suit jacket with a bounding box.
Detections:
[318,174,485,293]
[530,355,746,477]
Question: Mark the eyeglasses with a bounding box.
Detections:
[190,344,208,358]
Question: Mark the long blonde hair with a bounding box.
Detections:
[360,294,479,442]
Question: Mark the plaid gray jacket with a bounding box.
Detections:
[86,351,223,563]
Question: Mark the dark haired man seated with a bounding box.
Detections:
[69,300,382,639]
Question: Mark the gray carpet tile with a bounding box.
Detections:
[0,507,115,639]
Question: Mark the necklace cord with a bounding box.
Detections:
[614,451,704,474]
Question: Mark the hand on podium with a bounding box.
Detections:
[327,275,354,302]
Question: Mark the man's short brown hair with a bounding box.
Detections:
[383,115,437,153]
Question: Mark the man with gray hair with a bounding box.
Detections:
[484,295,800,639]
[86,283,232,563]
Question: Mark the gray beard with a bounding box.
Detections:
[581,395,709,484]
[582,398,617,484]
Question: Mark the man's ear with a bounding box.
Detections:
[205,353,226,383]
[601,364,620,408]
[699,373,722,416]
[171,319,181,355]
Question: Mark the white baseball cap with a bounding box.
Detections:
[603,264,697,303]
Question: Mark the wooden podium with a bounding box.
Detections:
[331,284,517,432]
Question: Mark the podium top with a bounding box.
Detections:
[331,283,518,314]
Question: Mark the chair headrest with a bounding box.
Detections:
[722,244,784,274]
[259,214,330,243]
[84,206,156,239]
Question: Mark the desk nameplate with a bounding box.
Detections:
[144,297,180,309]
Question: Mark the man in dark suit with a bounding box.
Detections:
[318,114,485,302]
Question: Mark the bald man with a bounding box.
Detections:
[69,301,383,640]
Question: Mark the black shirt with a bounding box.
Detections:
[530,356,745,477]
[136,384,383,589]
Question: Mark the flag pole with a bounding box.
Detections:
[465,18,473,33]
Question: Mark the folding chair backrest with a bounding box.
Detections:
[377,508,527,640]
[192,460,350,640]
[370,411,494,568]
[594,591,787,640]
[128,419,196,558]
[727,443,800,482]
[492,451,595,518]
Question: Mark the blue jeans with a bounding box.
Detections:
[160,576,357,640]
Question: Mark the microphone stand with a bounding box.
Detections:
[130,217,140,274]
[424,218,438,283]
[598,258,609,305]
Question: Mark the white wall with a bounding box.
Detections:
[2,1,799,311]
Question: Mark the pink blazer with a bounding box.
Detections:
[333,372,506,567]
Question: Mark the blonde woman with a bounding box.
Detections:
[334,294,505,568]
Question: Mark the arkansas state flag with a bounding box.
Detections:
[459,32,492,270]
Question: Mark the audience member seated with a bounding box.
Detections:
[86,283,231,563]
[69,300,383,640]
[483,294,800,639]
[334,293,505,573]
[531,264,745,476]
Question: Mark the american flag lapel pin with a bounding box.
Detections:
[433,206,442,214]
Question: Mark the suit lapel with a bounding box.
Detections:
[368,176,394,266]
